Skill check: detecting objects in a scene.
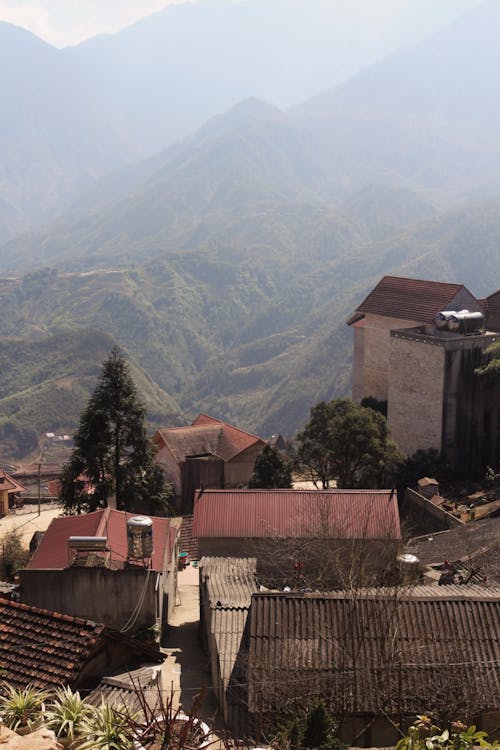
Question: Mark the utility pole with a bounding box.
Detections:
[38,462,42,516]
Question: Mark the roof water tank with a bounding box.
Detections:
[447,311,484,334]
[435,311,457,329]
[127,515,153,559]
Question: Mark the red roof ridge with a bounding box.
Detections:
[193,413,264,444]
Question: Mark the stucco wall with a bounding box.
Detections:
[352,313,422,402]
[19,566,157,632]
[388,334,445,457]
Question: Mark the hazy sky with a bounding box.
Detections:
[0,0,483,48]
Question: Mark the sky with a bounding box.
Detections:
[0,0,483,48]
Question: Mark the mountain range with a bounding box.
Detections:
[0,0,499,461]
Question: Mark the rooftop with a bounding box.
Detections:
[350,275,478,324]
[247,587,500,717]
[154,413,265,464]
[26,507,176,572]
[193,489,401,540]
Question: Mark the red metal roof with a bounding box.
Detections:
[154,413,265,464]
[354,275,475,324]
[193,489,401,540]
[27,508,174,572]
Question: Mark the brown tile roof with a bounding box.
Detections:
[179,514,199,560]
[353,276,474,324]
[27,508,175,572]
[193,489,401,540]
[0,598,106,690]
[247,588,500,717]
[154,414,265,464]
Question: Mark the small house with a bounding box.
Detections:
[20,508,179,638]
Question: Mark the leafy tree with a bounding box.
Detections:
[295,398,401,489]
[0,529,29,580]
[248,444,293,489]
[476,341,500,378]
[60,347,173,515]
[395,447,449,496]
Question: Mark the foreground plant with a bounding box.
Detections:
[396,716,500,750]
[0,683,49,733]
[78,701,136,750]
[46,686,94,747]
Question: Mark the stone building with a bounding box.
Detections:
[348,275,500,475]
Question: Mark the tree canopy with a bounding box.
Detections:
[60,347,173,515]
[248,444,293,489]
[295,398,401,489]
[476,341,500,379]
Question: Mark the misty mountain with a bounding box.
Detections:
[296,0,500,203]
[0,0,485,242]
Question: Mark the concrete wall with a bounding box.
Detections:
[388,333,445,457]
[352,313,422,403]
[20,566,157,632]
[403,488,462,532]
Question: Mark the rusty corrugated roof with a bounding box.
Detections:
[247,588,500,716]
[27,508,174,572]
[193,489,401,540]
[354,275,474,323]
[154,414,265,464]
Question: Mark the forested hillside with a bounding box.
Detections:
[0,0,499,461]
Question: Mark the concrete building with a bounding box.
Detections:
[193,488,401,587]
[153,414,265,513]
[348,276,500,475]
[19,508,179,638]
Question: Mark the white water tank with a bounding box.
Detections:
[127,516,153,559]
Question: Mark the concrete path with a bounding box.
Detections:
[161,565,224,731]
[0,504,62,546]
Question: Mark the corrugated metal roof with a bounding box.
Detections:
[407,517,500,566]
[200,557,257,608]
[354,276,474,324]
[155,414,265,464]
[193,489,401,540]
[27,508,174,572]
[200,557,257,692]
[247,590,500,716]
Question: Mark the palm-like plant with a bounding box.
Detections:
[46,686,94,747]
[78,701,136,750]
[0,683,49,733]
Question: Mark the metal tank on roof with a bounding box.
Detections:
[447,310,484,334]
[127,515,153,559]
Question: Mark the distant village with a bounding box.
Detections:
[0,274,499,749]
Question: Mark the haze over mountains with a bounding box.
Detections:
[0,0,499,460]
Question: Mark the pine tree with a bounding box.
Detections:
[248,444,293,489]
[60,347,173,515]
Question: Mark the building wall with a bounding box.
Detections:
[19,566,157,632]
[352,313,423,402]
[155,444,182,499]
[388,334,445,457]
[225,444,264,487]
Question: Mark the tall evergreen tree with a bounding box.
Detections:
[249,444,293,489]
[60,347,173,515]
